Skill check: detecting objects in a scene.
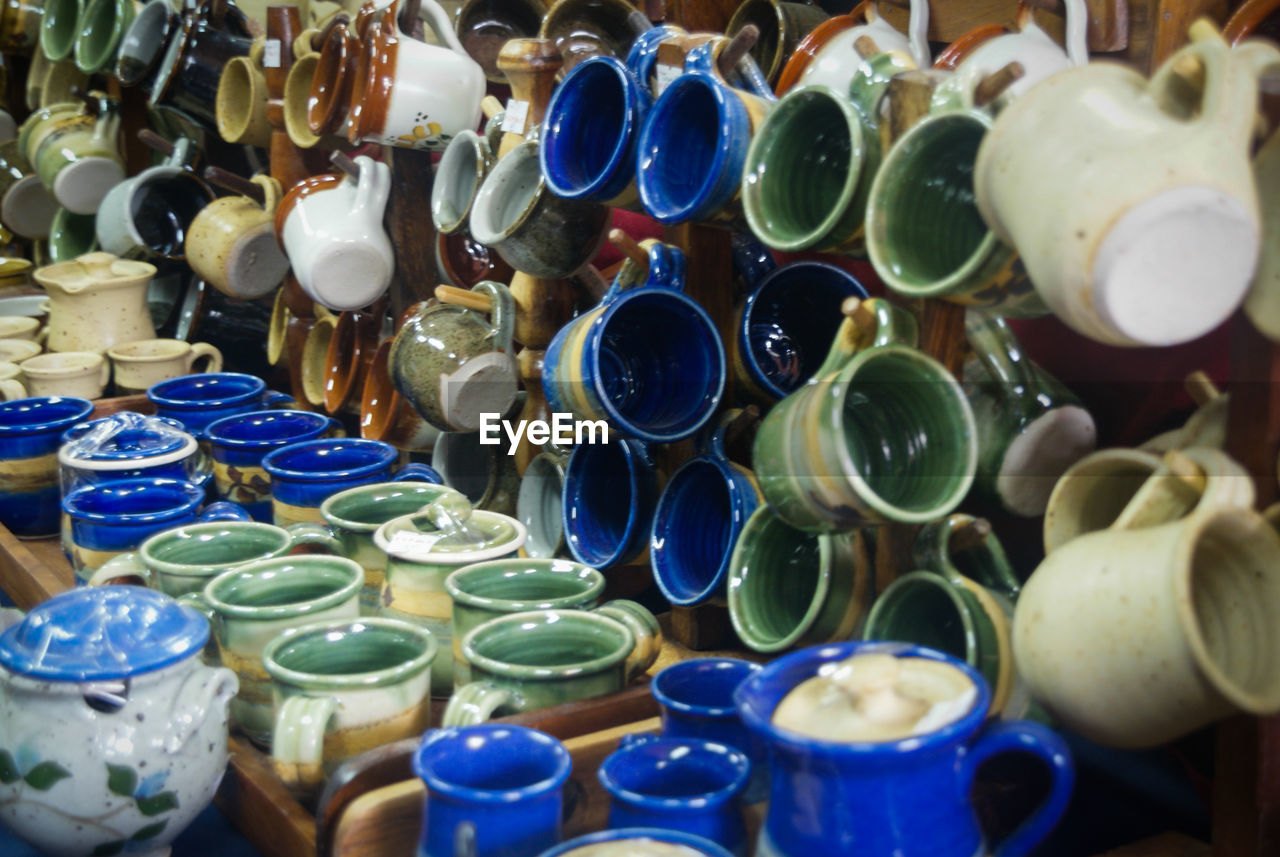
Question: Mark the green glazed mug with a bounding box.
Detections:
[31,91,125,215]
[74,0,137,74]
[442,607,662,726]
[290,480,468,614]
[47,206,99,261]
[913,513,1021,602]
[89,519,341,597]
[40,0,83,61]
[179,555,364,744]
[752,297,978,532]
[726,503,870,653]
[264,616,438,796]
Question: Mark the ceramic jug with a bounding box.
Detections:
[0,586,237,857]
[974,21,1280,346]
[34,251,157,353]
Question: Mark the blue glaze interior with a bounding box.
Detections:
[542,57,636,200]
[744,262,869,397]
[0,397,95,434]
[414,725,572,797]
[603,739,747,800]
[207,410,334,447]
[653,460,732,604]
[63,478,204,521]
[263,440,396,480]
[565,442,644,566]
[653,658,760,716]
[148,372,264,407]
[639,76,724,221]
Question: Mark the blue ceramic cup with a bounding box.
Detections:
[0,396,94,537]
[536,829,735,857]
[651,658,767,804]
[63,477,249,580]
[147,372,294,438]
[206,410,342,522]
[543,240,725,443]
[599,734,750,855]
[59,412,207,492]
[734,641,1075,857]
[413,724,572,857]
[261,438,438,528]
[563,437,659,569]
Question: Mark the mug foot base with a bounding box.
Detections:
[997,405,1097,518]
[52,157,126,215]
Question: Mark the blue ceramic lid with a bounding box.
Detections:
[0,587,209,681]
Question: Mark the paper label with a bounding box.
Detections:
[386,530,447,557]
[263,39,282,69]
[654,62,682,96]
[501,99,530,134]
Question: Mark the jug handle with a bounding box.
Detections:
[905,0,932,69]
[352,156,391,216]
[959,720,1074,857]
[602,240,687,305]
[165,665,239,754]
[416,0,470,58]
[964,311,1040,421]
[470,280,515,354]
[253,174,283,211]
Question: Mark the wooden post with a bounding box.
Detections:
[383,147,439,321]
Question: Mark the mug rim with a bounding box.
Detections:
[461,608,633,680]
[140,519,292,577]
[374,509,528,563]
[262,616,439,690]
[861,569,981,666]
[0,396,94,433]
[469,139,544,246]
[651,657,763,718]
[412,722,573,803]
[148,371,265,408]
[206,408,335,450]
[261,438,397,482]
[58,427,197,471]
[321,481,462,533]
[202,554,364,619]
[106,337,192,362]
[62,477,204,523]
[597,736,750,810]
[444,557,605,612]
[539,828,734,857]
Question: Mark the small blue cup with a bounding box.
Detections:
[206,410,342,522]
[563,437,659,569]
[413,724,572,857]
[0,397,95,537]
[261,438,438,528]
[599,734,750,855]
[536,829,735,857]
[651,658,768,804]
[147,372,294,438]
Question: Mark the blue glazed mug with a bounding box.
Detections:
[62,476,249,580]
[735,641,1074,857]
[147,371,295,438]
[563,437,659,569]
[651,420,760,606]
[651,658,768,804]
[206,409,343,522]
[536,829,735,857]
[637,38,776,226]
[0,396,94,537]
[413,724,572,857]
[599,734,750,856]
[543,239,725,443]
[58,412,207,494]
[261,437,438,528]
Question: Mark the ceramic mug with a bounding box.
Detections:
[0,316,38,341]
[40,0,82,61]
[56,412,204,498]
[19,350,108,398]
[107,338,223,395]
[752,298,978,532]
[538,0,639,72]
[215,44,270,148]
[360,338,444,451]
[774,0,930,95]
[543,240,725,443]
[455,0,547,82]
[431,128,493,236]
[96,136,215,261]
[725,0,829,86]
[187,175,289,300]
[115,0,175,86]
[73,0,137,74]
[0,395,93,537]
[0,339,41,364]
[264,616,438,794]
[46,206,98,261]
[413,724,571,857]
[0,361,27,400]
[146,2,255,126]
[299,312,339,408]
[276,156,394,311]
[431,430,520,516]
[307,19,359,142]
[87,519,339,596]
[325,305,387,416]
[562,438,660,569]
[443,608,661,725]
[148,371,293,439]
[0,139,57,239]
[179,554,364,743]
[516,448,569,558]
[282,32,354,150]
[388,282,518,434]
[1245,125,1280,343]
[27,57,90,110]
[31,92,125,215]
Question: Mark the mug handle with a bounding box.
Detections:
[88,551,152,587]
[166,663,239,754]
[186,342,223,375]
[284,522,344,554]
[391,462,444,484]
[812,297,920,379]
[177,591,224,662]
[1108,450,1205,532]
[353,155,392,217]
[958,720,1074,857]
[264,389,297,409]
[601,240,687,305]
[253,174,283,212]
[914,514,1021,604]
[470,281,516,355]
[592,599,663,682]
[441,681,515,726]
[272,695,338,792]
[964,312,1041,422]
[0,378,26,400]
[199,501,252,522]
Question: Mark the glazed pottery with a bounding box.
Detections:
[470,138,610,279]
[115,0,175,86]
[283,41,353,150]
[360,338,443,451]
[413,724,571,857]
[1141,375,1229,453]
[88,519,337,596]
[147,371,288,439]
[73,0,137,74]
[726,504,869,653]
[974,23,1279,345]
[455,0,547,82]
[0,316,37,341]
[300,312,338,407]
[375,501,528,693]
[431,430,520,516]
[276,156,394,311]
[964,313,1096,516]
[31,93,125,215]
[307,19,358,140]
[1246,128,1280,341]
[39,0,80,60]
[166,276,275,383]
[599,734,750,855]
[752,298,977,532]
[16,101,77,163]
[543,241,725,442]
[562,438,659,569]
[725,0,828,86]
[431,129,493,236]
[540,829,735,857]
[0,0,41,56]
[179,554,363,743]
[731,254,869,404]
[1015,501,1280,747]
[0,339,40,364]
[517,448,569,558]
[215,45,270,149]
[389,282,518,433]
[0,140,57,240]
[205,409,341,521]
[28,57,89,110]
[443,608,660,725]
[264,617,437,794]
[62,476,248,574]
[19,350,109,398]
[107,338,223,394]
[0,587,237,857]
[436,229,516,288]
[96,136,215,262]
[36,252,157,353]
[325,305,387,416]
[637,39,776,226]
[539,0,639,72]
[774,0,930,95]
[260,437,435,528]
[57,412,204,502]
[0,362,26,400]
[47,206,98,260]
[345,0,484,150]
[735,641,1073,857]
[147,3,254,126]
[0,395,93,537]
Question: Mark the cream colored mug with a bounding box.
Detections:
[107,338,224,395]
[20,350,109,398]
[0,361,27,400]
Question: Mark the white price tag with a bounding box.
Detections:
[654,62,681,97]
[386,530,445,557]
[263,39,282,69]
[501,99,530,134]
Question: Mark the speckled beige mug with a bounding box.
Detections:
[0,361,28,400]
[186,175,290,301]
[107,338,224,395]
[20,350,109,398]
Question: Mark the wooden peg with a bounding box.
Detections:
[609,229,649,273]
[481,95,504,119]
[1162,448,1208,494]
[627,9,653,36]
[435,285,493,312]
[204,167,267,203]
[718,24,759,80]
[948,517,992,554]
[972,61,1025,108]
[137,128,176,157]
[721,404,761,464]
[331,151,362,179]
[842,297,879,338]
[569,264,610,304]
[854,35,880,60]
[69,86,102,114]
[1185,370,1221,407]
